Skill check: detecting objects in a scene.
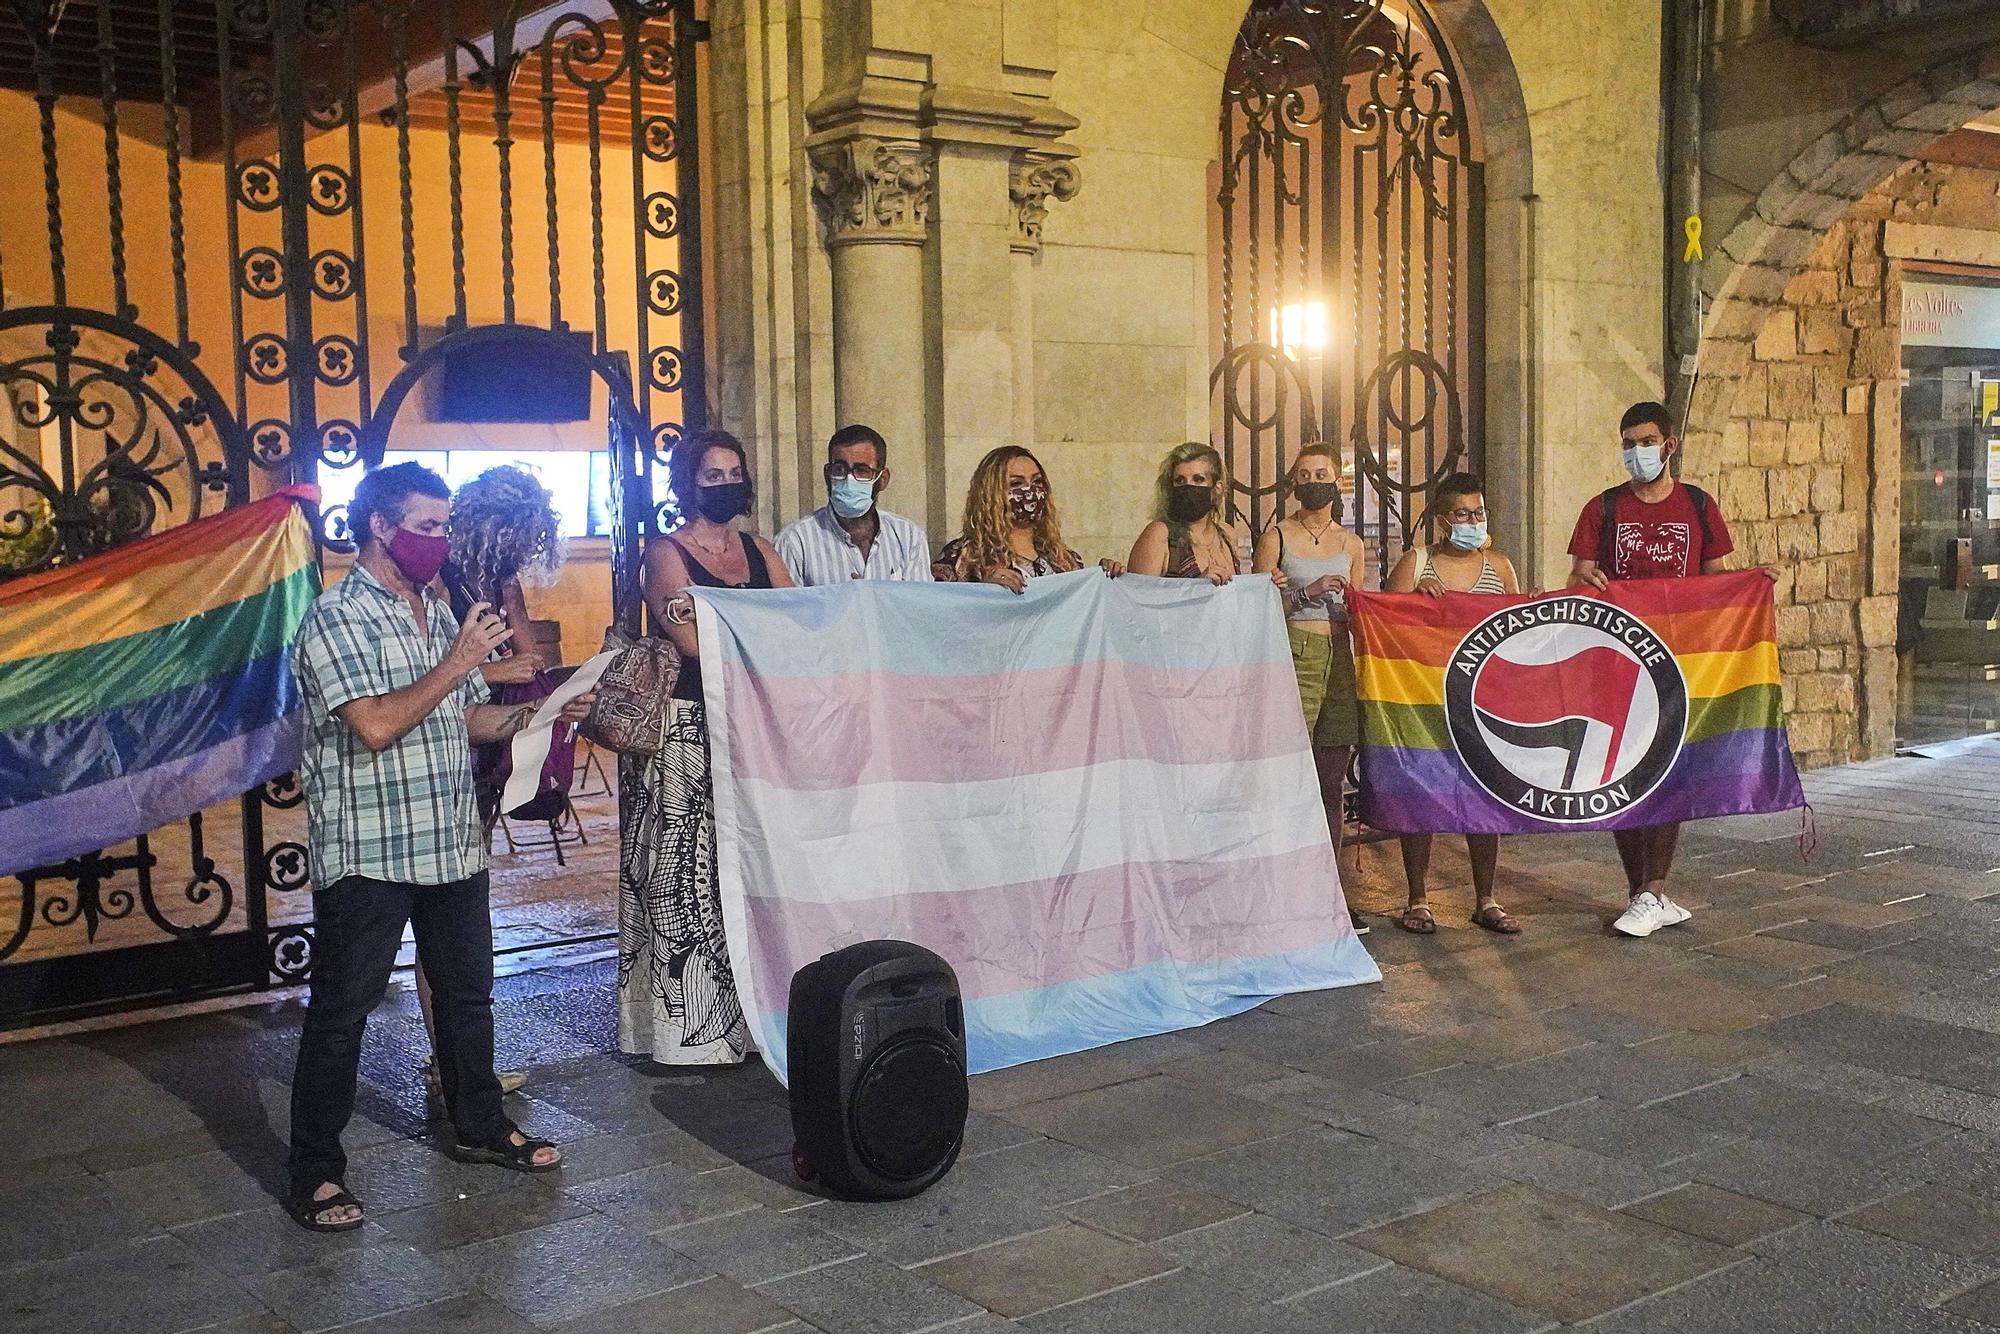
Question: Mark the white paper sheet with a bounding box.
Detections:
[499,648,619,814]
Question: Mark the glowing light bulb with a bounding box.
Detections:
[1268,300,1329,360]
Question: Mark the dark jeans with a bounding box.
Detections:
[287,871,507,1192]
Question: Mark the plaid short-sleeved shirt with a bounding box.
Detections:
[294,562,491,889]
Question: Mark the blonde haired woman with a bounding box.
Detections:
[1126,442,1244,583]
[935,445,1122,590]
[1252,442,1369,933]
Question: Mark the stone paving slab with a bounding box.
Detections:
[754,1254,982,1333]
[917,1223,1174,1319]
[1616,1182,1810,1248]
[1057,1180,1249,1243]
[995,1074,1314,1168]
[1843,1185,2000,1259]
[1149,1210,1384,1302]
[3,742,2000,1331]
[1351,1182,1736,1323]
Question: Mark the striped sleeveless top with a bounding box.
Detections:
[1414,544,1506,593]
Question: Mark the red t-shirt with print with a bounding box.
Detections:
[1567,482,1733,580]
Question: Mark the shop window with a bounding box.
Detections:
[1898,277,2000,745]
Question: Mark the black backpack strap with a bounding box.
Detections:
[1683,483,1715,559]
[1597,487,1620,574]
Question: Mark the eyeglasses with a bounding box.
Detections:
[826,462,882,482]
[1445,507,1486,523]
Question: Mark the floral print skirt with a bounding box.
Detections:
[616,698,747,1065]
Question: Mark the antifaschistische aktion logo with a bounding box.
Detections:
[1443,596,1689,823]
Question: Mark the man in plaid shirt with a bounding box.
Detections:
[286,462,592,1233]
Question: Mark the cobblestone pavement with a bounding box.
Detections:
[4,741,1999,1333]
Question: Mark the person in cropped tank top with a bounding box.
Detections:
[1252,442,1371,936]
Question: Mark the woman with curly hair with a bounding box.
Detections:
[440,466,565,690]
[621,429,793,1065]
[443,464,565,637]
[934,445,1122,590]
[1125,441,1250,584]
[409,463,569,1104]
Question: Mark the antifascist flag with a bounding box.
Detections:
[1346,571,1804,833]
[1471,646,1642,789]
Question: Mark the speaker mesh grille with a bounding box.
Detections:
[849,1033,967,1181]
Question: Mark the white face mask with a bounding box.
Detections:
[1622,444,1666,483]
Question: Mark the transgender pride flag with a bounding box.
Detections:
[694,570,1380,1083]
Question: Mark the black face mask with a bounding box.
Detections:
[1167,484,1215,523]
[1294,481,1341,518]
[694,481,751,523]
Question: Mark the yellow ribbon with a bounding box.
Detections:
[1682,214,1704,263]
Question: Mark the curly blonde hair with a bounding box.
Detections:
[959,445,1079,577]
[448,464,565,605]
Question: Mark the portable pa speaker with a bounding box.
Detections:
[787,940,968,1201]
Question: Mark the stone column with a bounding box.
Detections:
[1008,151,1081,447]
[809,137,935,531]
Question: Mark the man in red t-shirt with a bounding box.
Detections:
[1567,401,1739,938]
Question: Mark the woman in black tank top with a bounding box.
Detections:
[617,430,792,1069]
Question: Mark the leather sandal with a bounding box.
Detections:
[287,1182,364,1233]
[448,1124,562,1173]
[1472,903,1522,934]
[1399,903,1437,934]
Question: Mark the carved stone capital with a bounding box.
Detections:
[1010,151,1081,254]
[809,138,934,248]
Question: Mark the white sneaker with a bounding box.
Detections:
[1658,895,1693,926]
[1613,892,1677,938]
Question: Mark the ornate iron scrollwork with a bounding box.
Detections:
[0,0,708,1025]
[0,309,247,576]
[269,925,314,982]
[0,819,233,964]
[1211,0,1483,572]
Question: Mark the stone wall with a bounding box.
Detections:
[1702,2,2000,252]
[706,0,1672,586]
[1685,156,2000,768]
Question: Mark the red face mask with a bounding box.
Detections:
[386,526,450,587]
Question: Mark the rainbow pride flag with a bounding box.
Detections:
[695,570,1381,1083]
[0,489,319,876]
[1347,571,1804,834]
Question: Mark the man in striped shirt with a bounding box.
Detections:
[775,423,935,585]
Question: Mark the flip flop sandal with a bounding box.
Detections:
[1472,904,1522,935]
[449,1126,562,1173]
[1399,904,1437,934]
[287,1183,364,1233]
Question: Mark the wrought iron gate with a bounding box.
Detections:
[0,0,705,1027]
[1212,0,1483,578]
